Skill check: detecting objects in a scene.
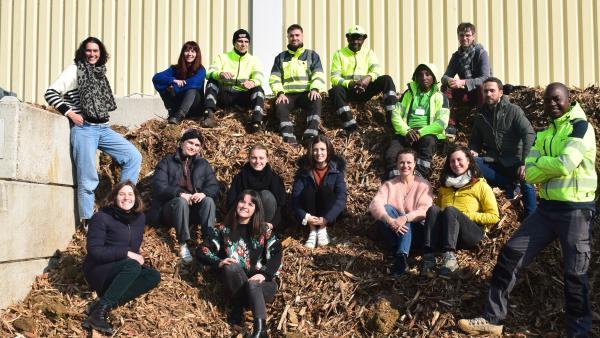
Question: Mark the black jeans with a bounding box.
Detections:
[99,259,161,308]
[204,79,265,123]
[299,184,336,219]
[159,89,203,118]
[384,134,437,178]
[222,263,277,319]
[423,205,484,252]
[275,92,322,142]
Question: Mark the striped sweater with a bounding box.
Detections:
[44,64,82,115]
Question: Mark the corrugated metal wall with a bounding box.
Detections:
[0,0,598,104]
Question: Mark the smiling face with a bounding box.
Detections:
[184,48,197,64]
[116,185,135,211]
[458,29,475,48]
[287,28,304,48]
[85,42,101,65]
[449,150,470,176]
[234,38,250,54]
[544,85,570,119]
[249,148,268,171]
[396,153,415,177]
[180,138,201,157]
[347,34,365,52]
[236,194,256,224]
[312,141,328,166]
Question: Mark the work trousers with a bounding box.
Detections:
[275,92,322,143]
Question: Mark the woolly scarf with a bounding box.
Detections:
[240,163,276,192]
[444,170,472,189]
[77,62,116,122]
[110,206,138,224]
[458,43,479,79]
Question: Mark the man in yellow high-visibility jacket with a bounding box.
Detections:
[329,25,397,136]
[204,29,265,130]
[459,83,596,337]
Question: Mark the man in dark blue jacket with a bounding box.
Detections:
[150,129,219,264]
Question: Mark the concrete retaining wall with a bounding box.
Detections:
[112,95,167,129]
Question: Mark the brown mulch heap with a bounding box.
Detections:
[2,87,599,337]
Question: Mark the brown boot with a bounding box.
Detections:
[201,111,217,128]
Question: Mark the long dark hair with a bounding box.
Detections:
[306,135,335,170]
[174,41,203,80]
[74,37,109,66]
[439,145,482,186]
[223,190,266,237]
[104,180,144,214]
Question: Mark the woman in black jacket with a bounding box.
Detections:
[197,190,282,338]
[226,144,286,228]
[82,181,160,335]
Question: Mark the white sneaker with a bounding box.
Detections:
[305,231,317,249]
[317,228,330,247]
[180,243,193,264]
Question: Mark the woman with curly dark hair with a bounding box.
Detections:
[197,190,282,337]
[153,41,206,124]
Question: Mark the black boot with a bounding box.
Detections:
[228,303,243,326]
[82,301,113,335]
[391,253,408,277]
[168,112,184,124]
[250,318,267,338]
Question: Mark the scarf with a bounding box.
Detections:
[240,163,275,191]
[76,62,116,123]
[458,43,478,79]
[444,170,472,189]
[110,206,138,224]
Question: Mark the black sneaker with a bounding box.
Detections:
[390,254,408,277]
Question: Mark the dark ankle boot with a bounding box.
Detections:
[83,301,113,335]
[250,318,267,338]
[228,304,243,326]
[201,111,217,128]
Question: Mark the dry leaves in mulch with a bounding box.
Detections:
[2,87,599,337]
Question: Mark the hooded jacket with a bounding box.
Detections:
[291,155,347,224]
[391,63,449,139]
[469,95,535,167]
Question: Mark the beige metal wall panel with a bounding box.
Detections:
[1,0,599,104]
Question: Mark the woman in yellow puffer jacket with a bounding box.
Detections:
[422,145,499,276]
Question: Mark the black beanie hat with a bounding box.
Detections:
[232,29,251,44]
[180,129,202,143]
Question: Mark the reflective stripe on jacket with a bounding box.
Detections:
[269,47,326,94]
[525,102,597,203]
[330,46,381,88]
[207,50,264,91]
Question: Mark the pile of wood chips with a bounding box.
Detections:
[1,86,599,337]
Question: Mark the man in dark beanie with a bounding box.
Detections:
[149,128,219,264]
[203,29,265,131]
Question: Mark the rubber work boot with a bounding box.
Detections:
[439,251,458,275]
[391,253,408,277]
[250,318,267,338]
[457,317,503,335]
[82,301,113,335]
[201,110,217,128]
[421,252,436,277]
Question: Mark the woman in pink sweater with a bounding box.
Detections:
[369,149,434,276]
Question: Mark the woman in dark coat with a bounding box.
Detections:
[291,135,347,248]
[82,181,161,335]
[197,190,282,338]
[226,144,286,228]
[152,41,206,124]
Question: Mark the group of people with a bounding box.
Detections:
[43,20,595,337]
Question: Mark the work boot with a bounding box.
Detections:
[82,301,113,335]
[201,110,217,128]
[168,113,184,124]
[439,251,458,275]
[421,252,436,277]
[457,317,503,335]
[391,253,408,277]
[247,120,262,134]
[250,318,267,338]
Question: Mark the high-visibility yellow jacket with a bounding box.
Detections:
[391,63,449,139]
[437,178,500,231]
[269,47,326,94]
[525,102,597,204]
[207,50,264,92]
[330,46,381,88]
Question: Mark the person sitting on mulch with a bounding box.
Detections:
[226,144,287,229]
[152,41,206,124]
[369,149,434,276]
[197,190,282,338]
[82,181,161,336]
[291,135,347,248]
[148,129,219,264]
[384,63,449,179]
[421,145,499,276]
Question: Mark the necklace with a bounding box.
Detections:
[400,179,415,198]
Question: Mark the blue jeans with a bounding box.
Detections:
[71,123,142,219]
[475,157,537,217]
[378,204,423,256]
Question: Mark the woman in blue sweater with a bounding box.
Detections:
[153,41,206,124]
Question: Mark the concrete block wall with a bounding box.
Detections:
[0,102,76,309]
[112,95,167,129]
